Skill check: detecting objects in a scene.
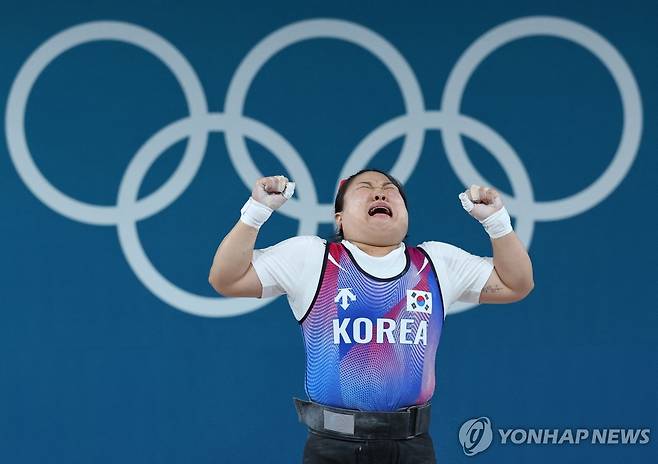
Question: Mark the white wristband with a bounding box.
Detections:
[480,206,513,239]
[240,197,273,230]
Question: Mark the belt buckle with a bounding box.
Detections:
[322,409,355,436]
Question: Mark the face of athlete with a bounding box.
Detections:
[335,171,408,247]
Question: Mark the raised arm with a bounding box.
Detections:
[480,231,534,303]
[459,185,535,304]
[208,175,293,297]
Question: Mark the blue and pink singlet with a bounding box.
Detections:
[299,241,445,412]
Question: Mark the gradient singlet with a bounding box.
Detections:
[299,242,444,412]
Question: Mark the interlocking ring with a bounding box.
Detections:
[5,16,642,317]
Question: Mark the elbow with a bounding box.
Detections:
[516,279,535,301]
[208,272,222,294]
[208,268,230,296]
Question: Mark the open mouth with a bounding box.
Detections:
[368,205,393,217]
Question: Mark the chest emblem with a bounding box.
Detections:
[407,290,432,314]
[334,288,357,310]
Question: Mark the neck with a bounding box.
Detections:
[345,239,401,257]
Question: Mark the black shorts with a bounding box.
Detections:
[302,430,437,463]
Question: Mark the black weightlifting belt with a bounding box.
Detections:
[293,398,431,440]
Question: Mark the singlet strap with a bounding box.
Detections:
[298,242,331,325]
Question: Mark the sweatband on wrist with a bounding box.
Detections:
[240,197,273,230]
[480,206,513,239]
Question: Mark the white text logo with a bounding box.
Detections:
[332,317,427,345]
[334,288,357,310]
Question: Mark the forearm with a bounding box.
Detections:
[208,175,292,295]
[491,232,534,292]
[208,220,259,289]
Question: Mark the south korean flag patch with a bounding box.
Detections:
[407,290,432,315]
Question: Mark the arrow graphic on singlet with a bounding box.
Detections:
[334,288,357,310]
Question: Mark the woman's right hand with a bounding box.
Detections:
[252,175,293,210]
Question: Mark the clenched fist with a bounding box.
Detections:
[459,184,504,221]
[251,175,295,210]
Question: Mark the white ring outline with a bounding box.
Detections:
[441,16,643,221]
[5,21,209,225]
[345,111,535,315]
[224,18,426,221]
[117,114,318,317]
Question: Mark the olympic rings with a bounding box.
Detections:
[4,16,642,317]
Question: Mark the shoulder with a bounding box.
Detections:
[416,240,464,259]
[293,235,327,253]
[416,240,492,271]
[416,241,494,308]
[257,235,326,253]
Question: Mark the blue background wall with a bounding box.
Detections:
[1,0,656,462]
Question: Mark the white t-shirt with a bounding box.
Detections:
[252,236,494,321]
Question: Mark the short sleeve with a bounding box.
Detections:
[418,241,494,308]
[251,235,324,300]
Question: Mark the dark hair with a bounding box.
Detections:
[332,169,408,242]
